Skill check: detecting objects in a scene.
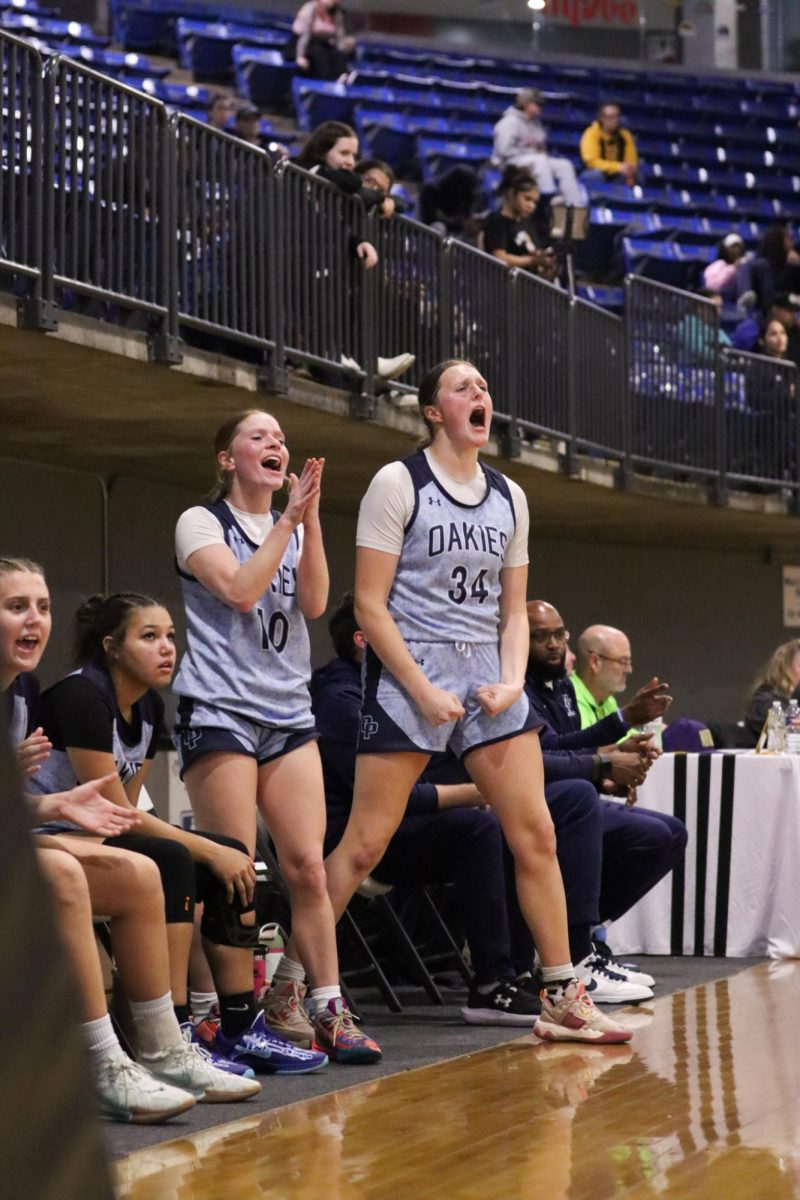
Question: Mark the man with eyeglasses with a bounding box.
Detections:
[572,625,661,731]
[524,601,687,1004]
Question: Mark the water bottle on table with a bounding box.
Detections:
[767,701,786,752]
[784,699,800,754]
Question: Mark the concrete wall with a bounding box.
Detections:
[2,455,795,733]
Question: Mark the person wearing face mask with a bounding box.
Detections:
[292,0,354,81]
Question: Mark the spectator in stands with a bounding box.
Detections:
[482,166,542,271]
[677,288,731,366]
[418,165,488,245]
[703,233,751,306]
[732,294,800,365]
[744,639,800,744]
[206,93,236,132]
[579,102,638,186]
[493,88,587,208]
[743,224,800,314]
[233,102,263,147]
[293,0,354,81]
[296,124,415,381]
[354,157,407,218]
[535,245,562,287]
[312,594,541,1026]
[758,315,790,360]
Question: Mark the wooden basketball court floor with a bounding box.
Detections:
[114,961,800,1200]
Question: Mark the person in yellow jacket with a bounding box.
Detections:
[579,103,638,186]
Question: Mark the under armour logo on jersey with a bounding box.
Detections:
[427,496,441,506]
[561,695,577,718]
[360,715,379,741]
[182,729,202,751]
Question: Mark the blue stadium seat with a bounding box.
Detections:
[292,78,353,131]
[117,4,177,54]
[621,237,706,289]
[416,137,489,182]
[576,284,624,313]
[353,109,418,175]
[57,44,171,78]
[233,45,295,110]
[0,11,109,45]
[176,17,290,81]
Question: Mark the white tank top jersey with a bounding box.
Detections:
[358,450,528,645]
[173,500,314,728]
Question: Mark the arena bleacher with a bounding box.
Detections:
[1,0,799,499]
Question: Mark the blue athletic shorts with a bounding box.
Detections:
[174,696,318,778]
[357,640,540,760]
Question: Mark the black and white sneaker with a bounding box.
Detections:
[461,980,541,1026]
[578,955,654,1004]
[592,939,655,989]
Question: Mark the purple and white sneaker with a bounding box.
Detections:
[180,1022,256,1079]
[214,1011,328,1075]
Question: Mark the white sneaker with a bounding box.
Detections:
[601,955,655,989]
[577,955,654,1004]
[95,1056,196,1124]
[377,352,415,380]
[141,1041,262,1104]
[340,354,362,372]
[386,388,419,409]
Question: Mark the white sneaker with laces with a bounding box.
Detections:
[95,1056,196,1124]
[578,955,654,1004]
[141,1041,262,1103]
[601,954,655,989]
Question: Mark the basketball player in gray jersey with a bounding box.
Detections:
[325,360,632,1044]
[173,409,381,1065]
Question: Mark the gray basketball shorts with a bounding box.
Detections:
[357,640,540,760]
[174,696,317,778]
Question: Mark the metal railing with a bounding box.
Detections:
[0,31,42,283]
[2,28,799,508]
[722,347,800,492]
[169,113,279,361]
[43,54,169,319]
[279,160,375,391]
[625,276,723,481]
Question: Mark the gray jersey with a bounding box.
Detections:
[173,501,313,728]
[388,452,517,645]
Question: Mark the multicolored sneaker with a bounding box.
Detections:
[180,1021,257,1079]
[534,980,633,1045]
[214,1011,328,1075]
[95,1056,196,1124]
[261,979,315,1047]
[312,998,382,1064]
[141,1040,262,1102]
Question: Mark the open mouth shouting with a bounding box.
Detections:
[262,454,284,473]
[469,405,488,433]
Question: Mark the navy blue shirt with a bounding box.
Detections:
[524,666,628,784]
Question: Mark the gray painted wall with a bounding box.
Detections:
[1,456,794,729]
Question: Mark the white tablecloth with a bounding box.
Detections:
[608,752,800,958]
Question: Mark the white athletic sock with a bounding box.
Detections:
[82,1014,126,1064]
[130,993,184,1059]
[476,980,501,996]
[540,963,577,996]
[272,955,306,985]
[309,985,341,1017]
[190,990,218,1021]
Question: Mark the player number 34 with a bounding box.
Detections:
[448,566,488,605]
